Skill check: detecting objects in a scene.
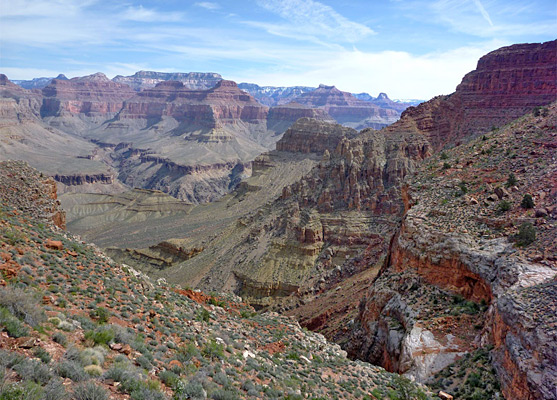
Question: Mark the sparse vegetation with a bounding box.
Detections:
[515,222,536,246]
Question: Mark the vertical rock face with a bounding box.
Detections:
[275,117,357,154]
[41,73,135,117]
[112,70,223,91]
[117,79,269,128]
[391,40,557,151]
[266,103,335,133]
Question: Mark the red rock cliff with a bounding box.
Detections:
[389,40,557,151]
[41,73,135,117]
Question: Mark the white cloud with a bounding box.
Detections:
[121,6,184,22]
[228,40,507,99]
[255,0,374,43]
[195,2,220,10]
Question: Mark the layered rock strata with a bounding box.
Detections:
[112,70,222,91]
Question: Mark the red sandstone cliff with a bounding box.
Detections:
[388,40,557,151]
[41,73,135,118]
[117,79,268,127]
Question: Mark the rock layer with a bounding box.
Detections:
[113,70,222,91]
[293,84,400,129]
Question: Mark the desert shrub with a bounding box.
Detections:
[442,162,451,170]
[521,194,534,209]
[42,378,68,400]
[505,173,517,187]
[202,340,225,361]
[84,365,103,377]
[53,331,67,346]
[130,385,168,400]
[80,347,107,367]
[174,380,207,400]
[0,306,29,338]
[0,286,45,327]
[136,355,152,371]
[0,349,24,369]
[13,359,52,385]
[516,223,536,246]
[84,326,115,346]
[159,370,180,389]
[56,360,89,382]
[72,382,109,400]
[33,347,52,364]
[211,388,240,400]
[497,200,511,213]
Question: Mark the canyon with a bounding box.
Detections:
[1,39,556,399]
[2,69,407,204]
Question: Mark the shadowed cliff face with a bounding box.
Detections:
[348,103,556,398]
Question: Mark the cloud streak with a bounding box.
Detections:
[473,0,494,26]
[256,0,374,43]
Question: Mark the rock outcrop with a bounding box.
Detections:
[349,102,556,398]
[267,103,334,133]
[389,40,557,151]
[12,74,68,90]
[41,73,135,118]
[0,160,66,229]
[116,79,269,131]
[113,70,222,91]
[238,83,315,106]
[292,84,400,129]
[275,117,357,154]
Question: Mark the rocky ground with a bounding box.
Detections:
[0,161,433,399]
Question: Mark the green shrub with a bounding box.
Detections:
[516,223,536,246]
[201,340,225,361]
[442,162,451,170]
[84,326,115,346]
[33,347,52,364]
[497,200,511,213]
[521,194,534,209]
[506,173,517,187]
[0,306,29,338]
[195,308,211,322]
[90,307,110,324]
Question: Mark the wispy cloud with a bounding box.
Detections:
[254,0,374,43]
[473,0,493,26]
[121,6,184,22]
[195,2,220,10]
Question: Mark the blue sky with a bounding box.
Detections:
[0,0,555,99]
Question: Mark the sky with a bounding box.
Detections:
[0,0,555,100]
